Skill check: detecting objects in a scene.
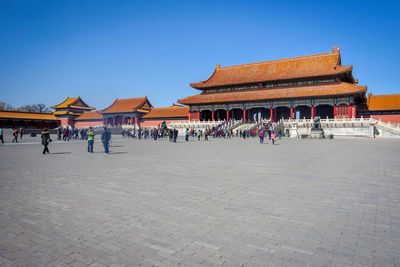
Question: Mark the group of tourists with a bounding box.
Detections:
[57,127,90,141]
[11,128,23,143]
[40,126,111,154]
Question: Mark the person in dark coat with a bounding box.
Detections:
[0,128,4,143]
[173,129,178,143]
[12,129,18,143]
[101,127,111,153]
[41,128,50,154]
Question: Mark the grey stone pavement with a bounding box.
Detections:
[0,134,399,266]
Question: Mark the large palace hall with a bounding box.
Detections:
[1,47,399,128]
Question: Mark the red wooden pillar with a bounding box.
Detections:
[112,116,115,126]
[197,111,200,120]
[311,105,315,119]
[270,108,274,123]
[103,118,106,125]
[352,104,357,118]
[290,107,293,120]
[333,105,336,118]
[243,109,246,121]
[212,110,215,121]
[226,109,229,121]
[134,117,138,125]
[349,104,353,118]
[189,112,192,121]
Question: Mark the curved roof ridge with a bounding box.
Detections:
[102,98,118,111]
[101,96,151,113]
[190,66,219,88]
[219,51,340,70]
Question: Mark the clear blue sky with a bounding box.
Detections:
[1,0,399,110]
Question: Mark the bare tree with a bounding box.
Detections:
[33,104,50,113]
[0,102,15,111]
[18,105,36,112]
[18,104,51,113]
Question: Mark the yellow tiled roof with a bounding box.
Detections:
[0,111,59,121]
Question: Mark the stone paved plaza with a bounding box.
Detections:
[0,135,399,266]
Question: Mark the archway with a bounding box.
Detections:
[124,117,131,124]
[215,109,227,121]
[115,115,123,126]
[316,104,334,119]
[249,107,270,121]
[275,107,290,121]
[295,105,311,119]
[106,117,114,126]
[231,108,244,120]
[200,110,212,121]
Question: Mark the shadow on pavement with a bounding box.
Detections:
[50,152,72,154]
[108,152,128,154]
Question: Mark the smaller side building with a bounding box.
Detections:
[74,111,103,128]
[141,104,189,127]
[51,96,95,126]
[360,93,400,123]
[100,97,152,126]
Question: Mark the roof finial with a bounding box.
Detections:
[216,63,221,69]
[332,46,340,52]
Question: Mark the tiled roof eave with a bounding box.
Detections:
[190,69,352,89]
[178,83,367,105]
[75,118,103,121]
[0,117,59,121]
[142,116,188,120]
[69,106,95,110]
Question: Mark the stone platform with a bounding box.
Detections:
[0,136,399,266]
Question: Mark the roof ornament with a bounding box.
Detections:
[332,46,340,52]
[216,64,221,69]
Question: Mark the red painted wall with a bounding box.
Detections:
[59,117,75,126]
[371,114,400,123]
[189,111,200,121]
[75,120,104,127]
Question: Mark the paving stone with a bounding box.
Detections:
[0,136,400,265]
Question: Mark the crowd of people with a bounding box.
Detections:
[57,127,91,141]
[1,120,282,155]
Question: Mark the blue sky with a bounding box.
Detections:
[1,0,399,110]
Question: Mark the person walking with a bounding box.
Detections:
[169,129,173,142]
[101,127,111,154]
[173,129,178,143]
[153,128,158,141]
[185,128,189,142]
[87,127,94,153]
[0,128,4,143]
[57,128,62,140]
[259,129,264,144]
[271,131,276,145]
[197,129,201,141]
[19,128,23,139]
[268,126,272,140]
[12,129,18,143]
[41,128,50,154]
